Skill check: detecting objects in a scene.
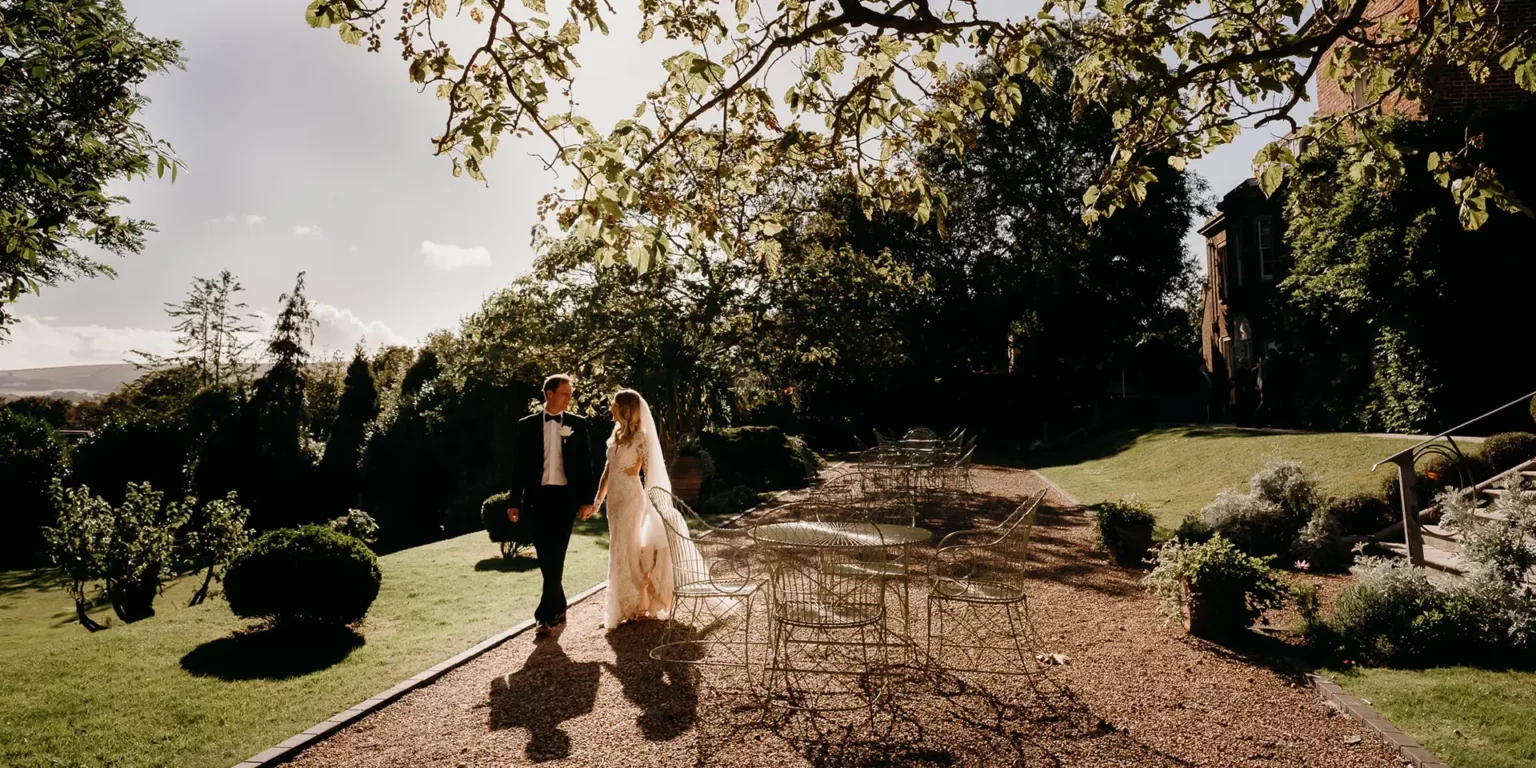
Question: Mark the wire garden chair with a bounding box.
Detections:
[759,512,894,715]
[926,489,1048,676]
[646,488,763,670]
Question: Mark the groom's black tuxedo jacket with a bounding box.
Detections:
[509,411,597,512]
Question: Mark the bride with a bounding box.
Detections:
[591,389,691,630]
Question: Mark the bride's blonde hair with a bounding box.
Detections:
[610,389,644,445]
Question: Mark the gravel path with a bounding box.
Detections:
[286,465,1406,767]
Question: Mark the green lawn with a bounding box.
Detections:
[0,524,610,768]
[1030,424,1530,768]
[1335,667,1536,768]
[1031,425,1412,529]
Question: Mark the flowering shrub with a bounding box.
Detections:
[1290,508,1352,572]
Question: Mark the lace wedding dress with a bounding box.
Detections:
[602,432,675,629]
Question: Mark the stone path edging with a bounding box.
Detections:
[1304,670,1451,768]
[234,470,831,768]
[1028,467,1083,508]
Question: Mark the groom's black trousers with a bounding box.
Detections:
[529,484,578,625]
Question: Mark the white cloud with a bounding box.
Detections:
[0,315,179,369]
[209,213,265,225]
[1,305,407,371]
[421,240,491,271]
[293,225,323,238]
[310,303,409,356]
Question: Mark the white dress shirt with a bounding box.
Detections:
[541,411,568,486]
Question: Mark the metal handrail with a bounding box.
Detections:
[1372,388,1536,472]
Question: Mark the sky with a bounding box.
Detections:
[0,0,1310,370]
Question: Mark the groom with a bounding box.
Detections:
[507,374,597,635]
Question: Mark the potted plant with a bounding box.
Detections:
[1146,535,1287,639]
[669,436,713,504]
[1094,497,1157,566]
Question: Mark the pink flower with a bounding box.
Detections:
[1294,560,1311,571]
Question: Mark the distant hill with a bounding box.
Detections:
[0,364,144,401]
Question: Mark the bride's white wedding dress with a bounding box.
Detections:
[602,435,674,629]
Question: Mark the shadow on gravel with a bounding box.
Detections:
[603,619,701,742]
[180,623,365,681]
[489,634,601,762]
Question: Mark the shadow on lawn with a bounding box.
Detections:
[1008,424,1280,473]
[473,556,541,573]
[180,624,365,681]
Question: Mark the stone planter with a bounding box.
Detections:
[1110,523,1154,566]
[671,456,704,504]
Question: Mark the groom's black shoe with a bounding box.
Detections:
[534,621,553,638]
[553,612,567,628]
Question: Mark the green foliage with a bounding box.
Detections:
[181,493,252,607]
[316,352,379,517]
[0,410,67,567]
[700,485,762,520]
[1282,115,1536,431]
[1290,507,1353,572]
[701,426,814,493]
[1172,514,1214,545]
[1482,432,1536,474]
[1145,535,1288,634]
[1093,497,1156,565]
[0,0,183,335]
[1326,492,1397,537]
[44,482,193,627]
[3,395,70,429]
[327,509,380,546]
[1330,557,1483,667]
[68,412,193,506]
[1200,458,1322,558]
[1439,483,1536,586]
[315,0,1533,282]
[224,525,381,628]
[361,351,457,549]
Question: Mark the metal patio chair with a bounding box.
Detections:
[926,489,1048,675]
[646,487,763,670]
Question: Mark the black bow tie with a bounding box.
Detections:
[544,412,562,423]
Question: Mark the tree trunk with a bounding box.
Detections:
[74,597,105,632]
[188,566,216,607]
[108,579,159,623]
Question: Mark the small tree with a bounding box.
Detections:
[182,493,252,607]
[243,272,319,528]
[44,484,113,631]
[44,482,192,627]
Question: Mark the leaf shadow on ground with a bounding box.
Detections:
[180,623,365,681]
[488,632,602,762]
[692,663,1195,767]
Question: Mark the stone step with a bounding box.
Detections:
[1378,540,1471,577]
[1482,488,1507,498]
[1421,523,1460,553]
[1522,471,1536,480]
[1475,509,1509,524]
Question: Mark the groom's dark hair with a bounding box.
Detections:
[543,373,574,394]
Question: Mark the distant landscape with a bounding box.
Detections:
[0,364,144,401]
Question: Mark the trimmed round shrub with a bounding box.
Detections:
[1093,498,1156,566]
[224,525,381,627]
[1482,432,1536,474]
[480,491,532,547]
[1326,493,1396,537]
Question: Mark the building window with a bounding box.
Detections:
[1255,216,1277,281]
